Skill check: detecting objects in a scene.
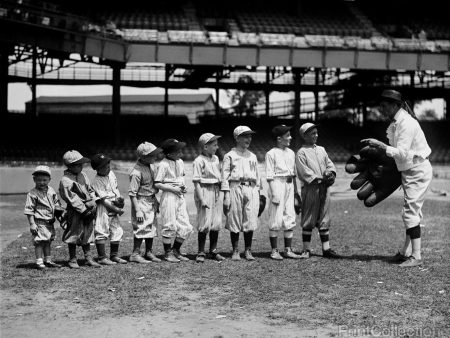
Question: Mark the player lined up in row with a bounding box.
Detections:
[25,122,340,270]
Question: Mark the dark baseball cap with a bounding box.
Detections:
[272,124,292,137]
[160,138,187,154]
[381,89,402,103]
[90,153,111,170]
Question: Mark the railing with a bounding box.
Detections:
[9,62,450,89]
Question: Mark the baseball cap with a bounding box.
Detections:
[63,150,90,166]
[272,124,292,137]
[90,153,111,170]
[233,126,256,139]
[32,165,51,176]
[136,142,162,158]
[198,133,221,148]
[381,89,402,103]
[160,138,187,154]
[299,122,318,138]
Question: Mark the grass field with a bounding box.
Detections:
[1,164,449,338]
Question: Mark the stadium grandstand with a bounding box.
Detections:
[0,0,449,165]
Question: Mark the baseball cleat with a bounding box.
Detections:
[399,256,423,268]
[173,250,190,261]
[244,249,256,261]
[298,250,311,259]
[44,261,62,268]
[196,252,206,263]
[68,260,80,269]
[85,258,102,268]
[231,250,241,261]
[130,254,152,264]
[98,258,117,266]
[163,251,180,263]
[210,252,226,261]
[110,256,127,264]
[390,251,408,263]
[270,249,283,260]
[322,249,341,259]
[36,262,47,270]
[283,248,301,259]
[144,252,161,262]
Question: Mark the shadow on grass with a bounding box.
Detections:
[338,254,393,262]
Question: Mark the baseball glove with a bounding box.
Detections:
[294,192,302,215]
[112,197,125,209]
[345,145,401,207]
[323,170,336,187]
[258,194,266,217]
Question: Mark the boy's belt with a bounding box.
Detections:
[275,176,294,183]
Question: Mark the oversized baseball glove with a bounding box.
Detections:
[294,192,302,214]
[345,145,401,207]
[258,195,266,217]
[323,170,336,187]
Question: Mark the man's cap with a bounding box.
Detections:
[198,133,221,148]
[272,124,292,137]
[381,89,402,103]
[63,150,90,166]
[233,126,256,139]
[137,142,162,158]
[160,138,187,154]
[32,165,51,176]
[299,122,318,138]
[90,153,111,170]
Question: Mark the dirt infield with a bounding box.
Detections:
[1,163,449,337]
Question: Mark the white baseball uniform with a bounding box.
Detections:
[295,145,336,230]
[265,147,296,231]
[129,161,158,239]
[154,158,193,239]
[193,154,222,232]
[385,108,432,229]
[221,148,261,233]
[92,171,124,243]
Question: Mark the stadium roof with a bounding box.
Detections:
[31,93,214,104]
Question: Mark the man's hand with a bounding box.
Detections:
[361,138,387,150]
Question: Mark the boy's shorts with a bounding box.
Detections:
[33,219,55,245]
[132,196,158,239]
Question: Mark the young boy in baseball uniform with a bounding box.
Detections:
[265,125,301,260]
[193,133,225,263]
[295,123,339,259]
[129,142,163,264]
[24,165,64,270]
[154,138,194,263]
[222,126,262,261]
[90,153,127,265]
[59,150,100,269]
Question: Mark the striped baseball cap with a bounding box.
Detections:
[63,150,90,166]
[137,142,162,157]
[198,133,221,148]
[32,165,51,176]
[233,126,256,139]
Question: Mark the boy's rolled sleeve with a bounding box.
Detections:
[128,170,141,197]
[24,193,36,216]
